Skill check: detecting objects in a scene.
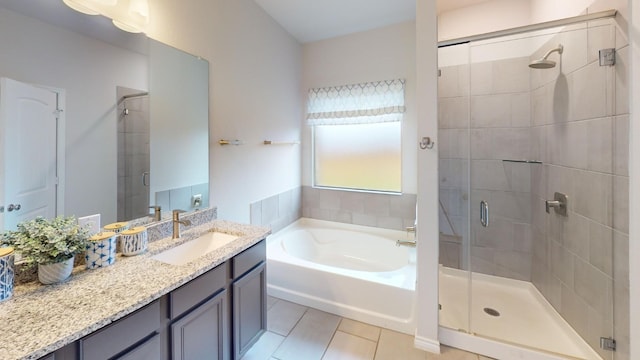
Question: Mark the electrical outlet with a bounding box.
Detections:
[78,214,101,236]
[192,194,202,208]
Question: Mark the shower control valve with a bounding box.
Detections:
[545,192,568,216]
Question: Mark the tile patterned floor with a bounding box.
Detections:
[241,296,494,360]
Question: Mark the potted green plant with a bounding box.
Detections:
[1,216,89,284]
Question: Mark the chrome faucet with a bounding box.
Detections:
[172,209,192,239]
[149,205,162,221]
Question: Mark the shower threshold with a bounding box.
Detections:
[438,267,602,360]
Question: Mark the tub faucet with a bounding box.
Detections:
[396,239,416,247]
[172,209,192,239]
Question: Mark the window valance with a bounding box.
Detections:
[306,79,406,126]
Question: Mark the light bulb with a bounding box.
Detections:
[128,0,149,24]
[112,19,143,33]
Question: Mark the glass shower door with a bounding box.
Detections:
[466,22,618,360]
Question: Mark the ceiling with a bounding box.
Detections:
[253,0,491,43]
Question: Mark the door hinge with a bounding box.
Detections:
[600,337,616,351]
[53,109,64,118]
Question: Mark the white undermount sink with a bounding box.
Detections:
[151,231,239,266]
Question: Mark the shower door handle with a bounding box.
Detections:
[142,172,150,186]
[480,201,489,227]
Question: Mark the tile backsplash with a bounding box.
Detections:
[154,182,210,216]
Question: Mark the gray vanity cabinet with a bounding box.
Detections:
[80,300,160,360]
[37,239,266,360]
[168,263,229,360]
[231,241,267,359]
[171,289,228,360]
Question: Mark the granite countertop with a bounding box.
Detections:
[0,219,270,360]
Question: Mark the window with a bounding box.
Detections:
[307,79,405,193]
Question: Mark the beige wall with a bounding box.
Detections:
[146,0,303,223]
[438,0,531,41]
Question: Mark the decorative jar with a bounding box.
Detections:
[85,232,117,269]
[120,227,148,256]
[0,247,15,301]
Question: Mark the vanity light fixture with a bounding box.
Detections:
[62,0,101,15]
[112,0,149,33]
[63,0,149,34]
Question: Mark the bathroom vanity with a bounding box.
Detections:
[1,220,269,360]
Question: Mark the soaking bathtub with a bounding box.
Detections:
[266,218,417,334]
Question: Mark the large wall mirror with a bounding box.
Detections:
[0,0,209,231]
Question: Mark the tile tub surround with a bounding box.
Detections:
[0,218,270,360]
[250,187,302,233]
[301,186,417,231]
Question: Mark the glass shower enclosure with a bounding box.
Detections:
[437,13,627,360]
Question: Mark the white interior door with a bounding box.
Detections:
[1,78,58,230]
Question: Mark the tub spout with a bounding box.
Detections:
[396,239,416,247]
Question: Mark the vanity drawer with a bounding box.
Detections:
[169,262,228,319]
[80,300,160,360]
[232,240,266,279]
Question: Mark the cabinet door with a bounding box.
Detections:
[232,262,266,359]
[171,289,228,360]
[80,301,159,360]
[115,334,160,360]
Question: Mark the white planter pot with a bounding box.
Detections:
[38,256,75,285]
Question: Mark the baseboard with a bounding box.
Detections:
[414,334,441,354]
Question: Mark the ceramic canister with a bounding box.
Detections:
[120,227,148,256]
[0,247,15,302]
[86,231,117,269]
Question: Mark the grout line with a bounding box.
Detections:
[320,327,339,360]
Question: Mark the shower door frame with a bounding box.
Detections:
[437,9,620,360]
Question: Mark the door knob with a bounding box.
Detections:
[7,204,21,212]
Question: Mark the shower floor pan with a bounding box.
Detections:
[439,266,601,360]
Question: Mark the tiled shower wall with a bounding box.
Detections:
[529,21,629,359]
[438,19,629,359]
[117,88,150,222]
[438,55,534,281]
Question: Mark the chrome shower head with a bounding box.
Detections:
[529,44,563,69]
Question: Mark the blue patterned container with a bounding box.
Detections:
[86,232,117,269]
[120,227,148,256]
[0,247,15,302]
